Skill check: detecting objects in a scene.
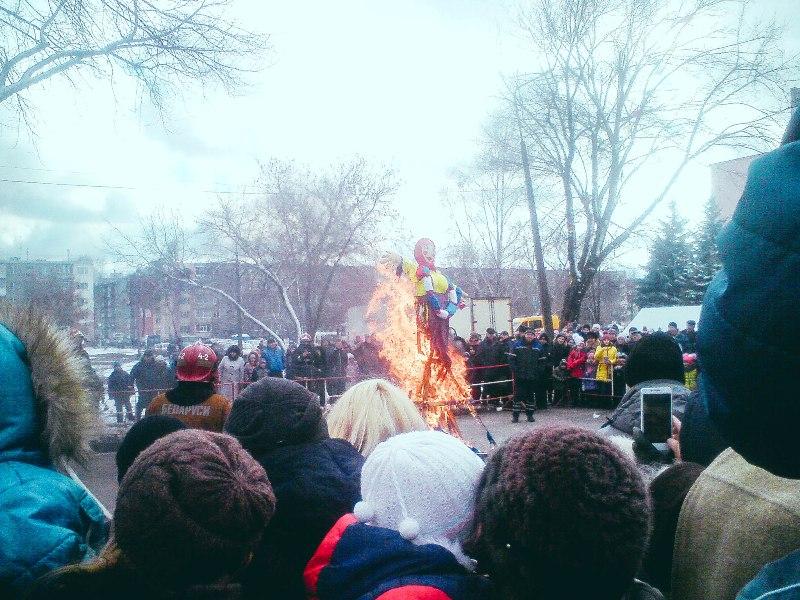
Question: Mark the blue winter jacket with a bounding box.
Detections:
[737,548,800,600]
[698,136,800,478]
[0,317,107,595]
[262,346,286,373]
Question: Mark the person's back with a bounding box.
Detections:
[672,110,800,600]
[147,345,230,432]
[305,431,492,600]
[224,377,364,599]
[146,384,231,432]
[130,353,164,390]
[0,303,107,596]
[108,366,133,394]
[671,448,800,600]
[465,427,658,600]
[27,430,276,600]
[600,332,689,438]
[108,364,135,423]
[131,351,168,418]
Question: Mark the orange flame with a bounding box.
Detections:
[366,266,474,435]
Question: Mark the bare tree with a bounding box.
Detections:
[110,210,289,349]
[441,152,529,297]
[197,199,304,340]
[0,0,268,120]
[509,0,796,321]
[200,158,399,336]
[15,272,88,327]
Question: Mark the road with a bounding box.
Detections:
[77,406,607,513]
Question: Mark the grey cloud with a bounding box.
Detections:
[0,191,139,225]
[1,220,106,259]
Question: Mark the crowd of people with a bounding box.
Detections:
[457,320,699,422]
[1,113,798,600]
[108,318,699,429]
[106,333,393,423]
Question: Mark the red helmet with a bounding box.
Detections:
[176,344,217,382]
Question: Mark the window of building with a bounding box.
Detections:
[75,266,88,276]
[212,310,220,318]
[198,324,212,333]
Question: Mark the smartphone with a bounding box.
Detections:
[640,386,673,451]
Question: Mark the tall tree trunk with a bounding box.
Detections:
[518,129,554,339]
[560,265,599,324]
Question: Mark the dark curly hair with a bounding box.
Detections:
[465,427,651,600]
[625,332,684,387]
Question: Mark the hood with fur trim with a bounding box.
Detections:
[0,302,94,466]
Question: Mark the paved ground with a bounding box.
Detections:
[457,406,606,453]
[76,406,610,513]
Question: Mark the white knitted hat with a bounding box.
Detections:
[353,430,484,568]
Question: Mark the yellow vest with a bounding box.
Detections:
[402,258,451,297]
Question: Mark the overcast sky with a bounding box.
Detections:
[0,0,798,270]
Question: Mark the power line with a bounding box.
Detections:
[0,177,263,196]
[0,164,89,176]
[0,164,260,192]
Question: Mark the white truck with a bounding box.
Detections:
[449,297,513,338]
[345,297,512,339]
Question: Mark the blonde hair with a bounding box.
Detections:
[327,378,428,456]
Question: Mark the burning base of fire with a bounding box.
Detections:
[366,266,474,435]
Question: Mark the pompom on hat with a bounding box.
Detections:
[353,430,484,567]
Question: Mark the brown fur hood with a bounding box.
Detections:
[0,302,95,465]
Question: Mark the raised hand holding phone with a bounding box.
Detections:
[640,386,673,452]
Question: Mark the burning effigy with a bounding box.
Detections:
[370,239,473,435]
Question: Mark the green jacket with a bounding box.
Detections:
[671,449,800,600]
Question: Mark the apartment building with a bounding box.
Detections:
[0,256,95,336]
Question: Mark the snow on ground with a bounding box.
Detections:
[86,346,139,357]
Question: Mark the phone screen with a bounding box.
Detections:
[641,392,672,443]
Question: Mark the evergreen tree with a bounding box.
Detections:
[686,196,724,303]
[637,201,694,307]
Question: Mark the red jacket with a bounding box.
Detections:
[566,348,587,378]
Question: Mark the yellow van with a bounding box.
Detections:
[512,315,561,331]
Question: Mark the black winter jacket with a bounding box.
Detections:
[242,438,364,600]
[509,341,548,381]
[107,369,134,396]
[476,339,507,379]
[290,342,324,379]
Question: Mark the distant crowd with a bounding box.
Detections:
[455,320,699,423]
[104,333,394,424]
[104,319,699,427]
